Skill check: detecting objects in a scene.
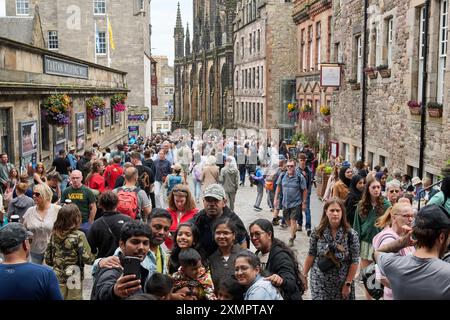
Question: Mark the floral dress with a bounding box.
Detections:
[308,226,360,300]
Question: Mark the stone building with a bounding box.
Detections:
[331,0,449,181]
[152,55,174,134]
[292,0,334,140]
[173,1,235,132]
[233,0,297,139]
[2,0,152,136]
[0,36,128,169]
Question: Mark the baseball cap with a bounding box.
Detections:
[414,205,450,230]
[203,184,226,200]
[0,223,33,251]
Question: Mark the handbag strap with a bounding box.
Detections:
[100,216,118,243]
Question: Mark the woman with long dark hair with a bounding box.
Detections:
[248,218,303,300]
[303,198,359,300]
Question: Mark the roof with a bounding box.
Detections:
[0,17,35,45]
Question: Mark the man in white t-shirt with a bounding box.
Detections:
[374,204,450,300]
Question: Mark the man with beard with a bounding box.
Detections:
[374,204,450,299]
[190,184,249,257]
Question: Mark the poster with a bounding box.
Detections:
[54,141,66,156]
[93,117,100,131]
[54,126,66,145]
[128,125,139,138]
[76,113,85,136]
[77,134,85,151]
[105,108,111,126]
[19,121,38,156]
[20,152,37,175]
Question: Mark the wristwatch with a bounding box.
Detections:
[345,281,352,287]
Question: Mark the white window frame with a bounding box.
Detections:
[96,31,107,54]
[387,18,394,67]
[438,0,448,104]
[48,31,58,50]
[343,143,351,162]
[301,29,306,71]
[16,0,29,15]
[93,0,106,15]
[308,26,313,70]
[356,35,362,83]
[375,25,381,65]
[316,21,321,69]
[418,7,426,102]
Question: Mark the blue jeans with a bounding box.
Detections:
[193,180,202,202]
[297,191,312,230]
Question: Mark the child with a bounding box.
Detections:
[171,248,216,300]
[145,273,173,300]
[44,204,95,300]
[217,276,245,300]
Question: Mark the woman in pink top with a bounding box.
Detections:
[373,202,416,300]
[165,184,199,250]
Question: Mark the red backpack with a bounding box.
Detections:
[116,187,140,219]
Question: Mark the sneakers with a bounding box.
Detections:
[297,224,303,232]
[253,205,263,211]
[272,217,280,226]
[307,229,312,237]
[288,238,294,247]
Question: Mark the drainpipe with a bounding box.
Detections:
[361,0,369,163]
[419,0,430,179]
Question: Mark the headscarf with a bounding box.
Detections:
[349,174,364,198]
[375,171,386,182]
[338,166,351,187]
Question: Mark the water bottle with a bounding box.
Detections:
[64,199,72,206]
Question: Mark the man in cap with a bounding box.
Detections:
[190,184,249,256]
[67,146,78,171]
[0,223,63,300]
[374,204,450,299]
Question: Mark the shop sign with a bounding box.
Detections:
[44,55,88,79]
[128,114,146,121]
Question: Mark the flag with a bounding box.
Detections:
[107,16,115,50]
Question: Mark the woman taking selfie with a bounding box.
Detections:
[248,219,303,300]
[303,198,360,300]
[234,251,283,300]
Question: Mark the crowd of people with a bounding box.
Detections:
[0,133,449,301]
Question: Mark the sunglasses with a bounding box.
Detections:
[389,190,400,193]
[286,165,295,168]
[32,192,41,197]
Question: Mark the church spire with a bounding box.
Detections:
[185,23,191,56]
[174,2,185,59]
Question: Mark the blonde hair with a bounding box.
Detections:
[375,203,410,229]
[33,183,53,202]
[206,155,216,166]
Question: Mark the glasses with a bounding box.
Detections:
[26,236,33,244]
[32,192,41,197]
[250,231,266,239]
[389,190,400,194]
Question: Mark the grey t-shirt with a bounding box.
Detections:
[378,253,450,300]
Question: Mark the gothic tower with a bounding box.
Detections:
[174,2,184,59]
[185,23,191,56]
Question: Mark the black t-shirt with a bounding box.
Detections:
[52,157,71,175]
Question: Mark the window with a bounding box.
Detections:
[316,21,321,69]
[301,29,306,71]
[368,151,374,169]
[256,67,259,89]
[253,31,256,53]
[236,41,239,60]
[334,42,342,63]
[235,71,239,90]
[252,67,255,88]
[437,0,448,104]
[139,0,145,10]
[257,29,261,52]
[260,103,264,126]
[257,103,260,125]
[327,16,332,62]
[308,26,313,70]
[252,103,256,124]
[16,0,29,15]
[48,31,58,50]
[241,102,244,122]
[261,66,264,90]
[41,110,50,151]
[343,143,350,161]
[379,155,386,167]
[245,69,248,89]
[418,7,426,101]
[96,32,106,54]
[386,18,393,67]
[407,165,419,178]
[94,0,106,15]
[241,36,244,57]
[249,33,252,54]
[355,35,362,83]
[241,70,244,89]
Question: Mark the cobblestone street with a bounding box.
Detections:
[83,177,366,300]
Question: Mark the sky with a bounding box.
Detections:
[151,0,193,66]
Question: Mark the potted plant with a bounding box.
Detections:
[427,102,443,118]
[364,66,378,79]
[407,100,422,115]
[287,102,299,121]
[377,64,391,78]
[86,96,106,119]
[111,93,127,112]
[348,78,360,90]
[300,104,313,120]
[41,94,72,126]
[320,105,331,123]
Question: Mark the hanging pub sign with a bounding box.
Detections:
[128,114,146,121]
[320,64,342,88]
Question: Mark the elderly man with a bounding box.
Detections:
[190,184,249,257]
[386,180,402,205]
[61,170,97,234]
[0,223,63,300]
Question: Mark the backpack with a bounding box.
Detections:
[116,187,140,219]
[265,180,274,191]
[167,175,183,194]
[192,165,202,182]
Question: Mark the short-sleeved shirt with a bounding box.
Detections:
[23,204,60,254]
[112,186,151,213]
[0,263,63,300]
[427,191,450,214]
[276,172,307,209]
[61,185,96,223]
[377,253,450,300]
[52,157,71,175]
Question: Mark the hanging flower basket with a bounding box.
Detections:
[111,93,127,112]
[86,96,106,119]
[427,102,443,118]
[319,105,330,116]
[322,115,331,123]
[41,94,72,126]
[407,100,421,115]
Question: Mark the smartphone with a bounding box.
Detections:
[121,256,141,279]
